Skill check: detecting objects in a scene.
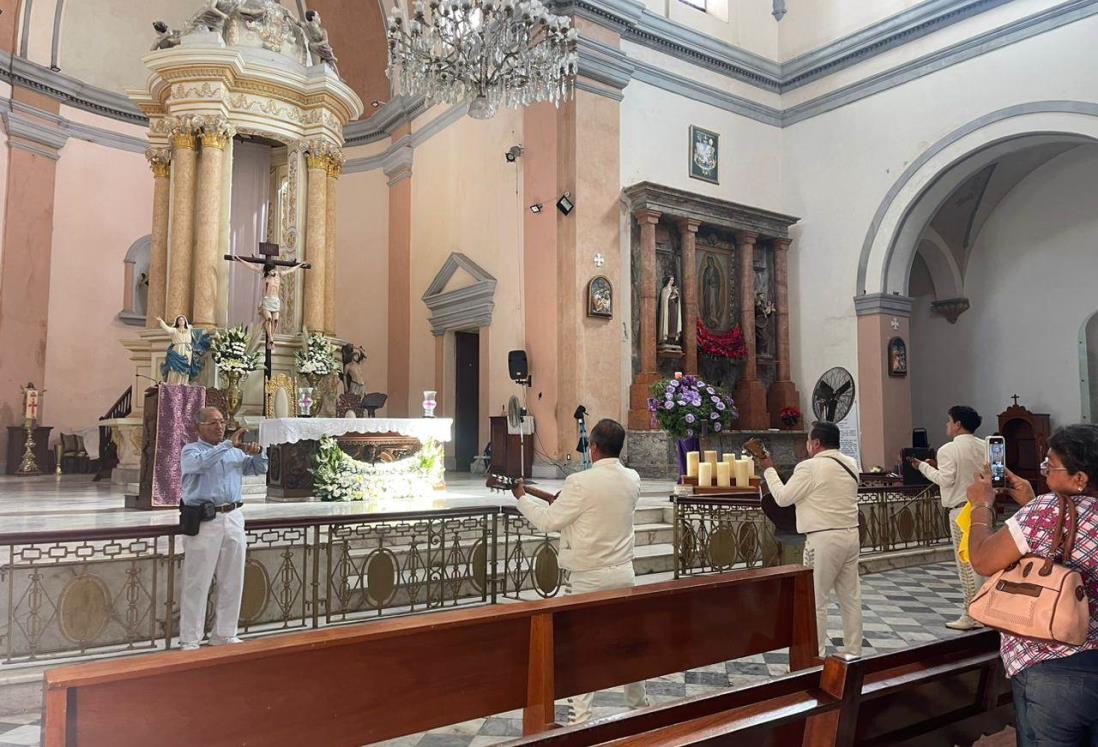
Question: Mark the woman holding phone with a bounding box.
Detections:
[965,424,1098,746]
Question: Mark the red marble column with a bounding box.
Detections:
[678,219,700,375]
[628,209,661,429]
[732,231,769,429]
[767,238,801,427]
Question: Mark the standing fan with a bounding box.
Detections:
[811,367,856,423]
[506,395,525,432]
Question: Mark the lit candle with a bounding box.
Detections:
[716,461,731,487]
[686,451,700,478]
[734,459,751,487]
[697,461,713,487]
[704,450,718,471]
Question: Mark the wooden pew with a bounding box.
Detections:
[501,630,1011,747]
[44,565,818,747]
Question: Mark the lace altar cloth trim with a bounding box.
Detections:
[258,417,453,447]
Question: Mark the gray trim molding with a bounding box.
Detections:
[0,51,145,123]
[50,0,65,71]
[772,1,786,22]
[631,59,781,127]
[1,97,147,153]
[19,0,34,58]
[343,95,429,147]
[422,252,498,335]
[0,107,68,152]
[345,103,469,175]
[577,37,635,90]
[623,181,799,238]
[856,100,1098,296]
[854,293,914,317]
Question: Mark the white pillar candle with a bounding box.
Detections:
[704,450,718,471]
[734,459,751,487]
[722,452,736,464]
[716,461,731,487]
[697,462,713,487]
[744,454,756,477]
[686,451,700,478]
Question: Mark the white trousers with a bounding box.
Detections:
[179,509,247,645]
[949,505,985,616]
[566,563,649,724]
[803,527,862,658]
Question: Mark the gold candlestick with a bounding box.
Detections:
[16,418,41,476]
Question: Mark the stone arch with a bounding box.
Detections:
[857,101,1098,298]
[119,235,152,325]
[913,227,963,300]
[1081,310,1098,424]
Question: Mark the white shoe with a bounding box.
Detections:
[209,636,244,645]
[945,616,981,631]
[179,642,200,651]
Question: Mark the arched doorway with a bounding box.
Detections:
[856,102,1098,466]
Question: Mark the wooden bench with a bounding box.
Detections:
[44,565,818,747]
[501,629,1012,746]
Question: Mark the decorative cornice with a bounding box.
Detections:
[342,95,429,147]
[0,51,145,124]
[772,0,787,22]
[854,293,914,317]
[549,0,644,33]
[630,59,781,127]
[422,252,498,335]
[576,37,635,91]
[0,108,69,153]
[623,181,799,238]
[930,297,971,323]
[382,145,414,186]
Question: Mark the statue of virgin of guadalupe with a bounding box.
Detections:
[157,315,211,385]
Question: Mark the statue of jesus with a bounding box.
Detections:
[231,256,307,347]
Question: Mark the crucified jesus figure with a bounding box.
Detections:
[231,256,308,347]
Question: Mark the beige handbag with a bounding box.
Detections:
[969,494,1090,646]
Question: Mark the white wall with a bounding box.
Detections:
[909,146,1098,436]
[779,0,927,61]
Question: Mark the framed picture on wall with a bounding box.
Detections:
[888,337,908,377]
[587,276,613,318]
[689,126,719,184]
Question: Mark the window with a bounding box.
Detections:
[679,0,707,10]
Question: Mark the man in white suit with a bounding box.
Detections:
[510,418,648,724]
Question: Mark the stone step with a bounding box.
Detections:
[634,523,674,546]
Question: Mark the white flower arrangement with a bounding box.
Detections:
[311,437,444,502]
[295,332,339,377]
[210,325,261,375]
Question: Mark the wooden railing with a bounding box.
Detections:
[43,566,820,746]
[94,386,132,480]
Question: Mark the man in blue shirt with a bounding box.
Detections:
[178,406,267,650]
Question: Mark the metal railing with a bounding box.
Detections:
[674,484,948,577]
[0,506,561,665]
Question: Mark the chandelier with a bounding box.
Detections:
[386,0,579,120]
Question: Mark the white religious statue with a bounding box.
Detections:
[150,21,182,50]
[231,257,307,347]
[298,10,339,74]
[657,275,682,349]
[187,0,242,35]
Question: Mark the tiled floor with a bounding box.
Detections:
[0,562,973,747]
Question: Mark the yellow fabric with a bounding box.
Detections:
[956,502,973,563]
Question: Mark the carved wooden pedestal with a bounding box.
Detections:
[267,432,424,500]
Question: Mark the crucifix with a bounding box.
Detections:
[224,239,310,382]
[1011,394,1021,407]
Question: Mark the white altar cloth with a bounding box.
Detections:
[259,417,453,448]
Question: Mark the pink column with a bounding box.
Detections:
[385,129,413,417]
[678,219,700,375]
[628,209,661,430]
[732,231,769,429]
[767,238,801,426]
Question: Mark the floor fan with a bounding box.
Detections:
[506,394,533,480]
[811,367,856,423]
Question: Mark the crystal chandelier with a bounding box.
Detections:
[386,0,579,119]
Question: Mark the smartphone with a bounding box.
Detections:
[987,436,1006,489]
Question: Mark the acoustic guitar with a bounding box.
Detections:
[485,473,560,504]
[742,438,800,535]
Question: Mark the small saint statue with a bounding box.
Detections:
[150,21,182,51]
[298,10,339,74]
[657,275,682,350]
[186,0,242,35]
[231,257,308,348]
[341,344,368,399]
[157,315,211,385]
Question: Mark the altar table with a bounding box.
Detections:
[259,418,453,500]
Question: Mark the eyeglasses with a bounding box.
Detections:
[1040,458,1068,476]
[201,419,226,426]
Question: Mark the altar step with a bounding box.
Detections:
[121,474,268,498]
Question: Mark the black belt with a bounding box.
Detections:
[211,502,242,514]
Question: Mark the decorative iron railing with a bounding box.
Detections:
[674,484,949,577]
[0,506,561,665]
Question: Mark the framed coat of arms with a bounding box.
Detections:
[689,126,719,184]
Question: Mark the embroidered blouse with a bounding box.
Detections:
[1000,492,1098,676]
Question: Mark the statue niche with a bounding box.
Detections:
[700,254,724,330]
[657,275,682,353]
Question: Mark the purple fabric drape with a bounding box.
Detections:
[152,384,206,507]
[676,436,700,476]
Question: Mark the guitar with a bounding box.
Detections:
[742,437,770,462]
[486,473,560,504]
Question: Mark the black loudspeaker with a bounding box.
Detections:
[901,447,936,485]
[508,350,529,383]
[912,428,929,449]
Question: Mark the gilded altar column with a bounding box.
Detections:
[323,154,342,335]
[191,120,231,328]
[166,125,197,321]
[733,231,769,429]
[303,148,329,333]
[767,238,801,426]
[145,147,171,327]
[678,218,700,375]
[627,208,661,430]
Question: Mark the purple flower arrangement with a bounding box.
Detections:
[647,375,738,439]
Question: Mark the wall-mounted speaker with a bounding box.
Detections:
[508,350,529,383]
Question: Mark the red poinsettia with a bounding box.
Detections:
[697,320,747,360]
[780,406,802,426]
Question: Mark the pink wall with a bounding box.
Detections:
[44,136,152,438]
[857,313,912,470]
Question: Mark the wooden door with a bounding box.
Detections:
[454,331,480,472]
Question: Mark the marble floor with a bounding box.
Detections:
[0,473,679,534]
[0,562,972,747]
